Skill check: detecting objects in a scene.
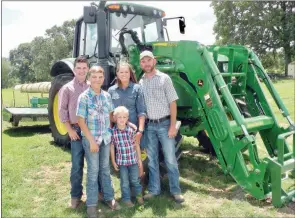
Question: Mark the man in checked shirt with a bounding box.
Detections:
[77,66,121,218]
[139,50,185,203]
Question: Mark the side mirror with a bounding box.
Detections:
[83,6,96,23]
[162,16,186,34]
[179,17,186,34]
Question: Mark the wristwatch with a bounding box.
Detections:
[137,130,144,134]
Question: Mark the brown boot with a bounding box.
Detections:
[105,199,121,210]
[70,198,82,209]
[136,196,144,205]
[143,193,157,200]
[98,192,103,201]
[86,206,98,218]
[173,194,185,203]
[122,200,134,207]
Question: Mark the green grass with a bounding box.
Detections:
[2,79,295,217]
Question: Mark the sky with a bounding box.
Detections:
[2,1,217,58]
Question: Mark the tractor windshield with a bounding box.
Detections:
[110,12,164,54]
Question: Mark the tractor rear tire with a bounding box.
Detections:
[48,73,74,147]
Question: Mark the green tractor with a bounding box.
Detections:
[22,1,295,207]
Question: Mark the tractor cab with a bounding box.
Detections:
[72,1,185,89]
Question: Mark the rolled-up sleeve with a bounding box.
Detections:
[136,85,147,118]
[58,85,69,123]
[164,75,179,103]
[76,94,87,119]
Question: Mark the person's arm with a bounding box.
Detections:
[76,95,99,152]
[110,143,119,171]
[58,85,80,140]
[164,75,179,138]
[135,142,143,177]
[134,85,146,144]
[168,101,177,138]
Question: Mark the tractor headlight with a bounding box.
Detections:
[130,6,134,12]
[153,9,157,15]
[122,5,128,12]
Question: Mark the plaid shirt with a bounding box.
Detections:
[139,70,178,120]
[111,125,138,166]
[76,87,114,145]
[58,78,89,124]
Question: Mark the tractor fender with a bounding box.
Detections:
[50,58,76,77]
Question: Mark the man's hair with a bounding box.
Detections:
[74,56,89,67]
[113,106,129,117]
[88,66,104,77]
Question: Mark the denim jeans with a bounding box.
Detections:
[70,126,84,199]
[82,137,114,207]
[119,164,142,201]
[146,119,181,195]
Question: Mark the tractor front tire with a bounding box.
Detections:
[48,73,74,147]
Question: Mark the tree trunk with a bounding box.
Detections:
[284,48,291,77]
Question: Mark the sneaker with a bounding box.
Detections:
[87,206,98,218]
[122,200,134,207]
[173,194,185,203]
[143,193,157,200]
[105,199,121,210]
[70,198,82,209]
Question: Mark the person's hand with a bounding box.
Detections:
[90,140,99,153]
[113,162,119,171]
[138,160,143,177]
[128,121,137,131]
[168,125,177,138]
[134,132,142,145]
[69,128,80,141]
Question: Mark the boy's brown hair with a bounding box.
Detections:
[88,66,104,77]
[74,56,89,67]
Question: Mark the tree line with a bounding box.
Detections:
[2,2,294,88]
[2,19,76,88]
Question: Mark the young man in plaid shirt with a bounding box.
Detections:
[77,66,121,218]
[110,106,144,207]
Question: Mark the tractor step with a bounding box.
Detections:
[230,115,274,135]
[266,130,295,207]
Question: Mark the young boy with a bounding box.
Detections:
[77,66,120,218]
[110,106,144,207]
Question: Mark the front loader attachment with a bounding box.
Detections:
[129,40,294,207]
[195,44,295,207]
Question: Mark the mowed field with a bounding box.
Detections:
[1,79,295,217]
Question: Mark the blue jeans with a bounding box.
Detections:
[146,119,181,195]
[70,126,102,199]
[119,164,142,201]
[82,137,114,207]
[70,128,84,199]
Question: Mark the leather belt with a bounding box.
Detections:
[147,115,170,124]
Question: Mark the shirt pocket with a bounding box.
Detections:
[126,94,136,108]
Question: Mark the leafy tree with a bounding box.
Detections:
[211,1,295,76]
[1,58,19,88]
[9,43,35,83]
[8,19,76,84]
